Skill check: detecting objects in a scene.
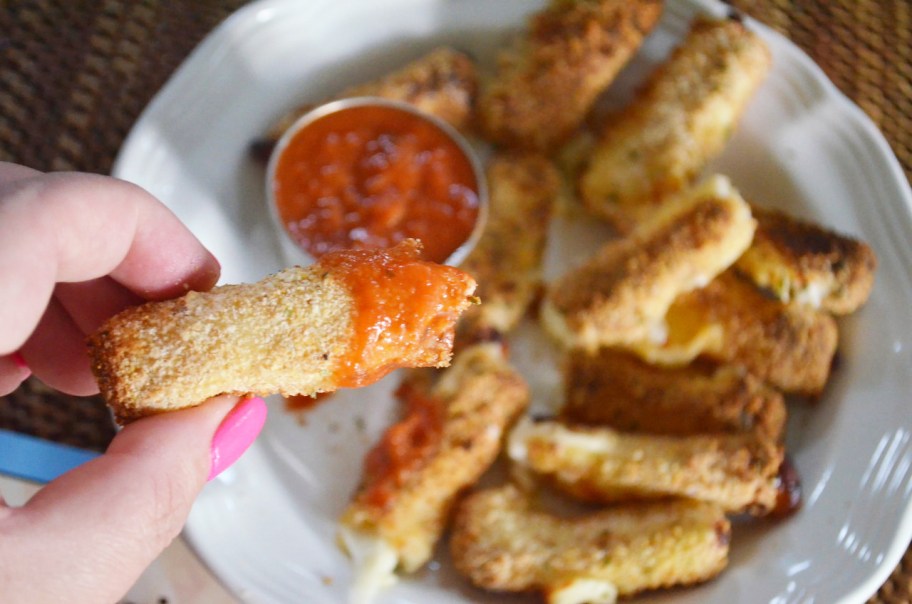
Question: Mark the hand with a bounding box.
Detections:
[0,163,267,603]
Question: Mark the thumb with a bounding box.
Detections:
[0,395,267,604]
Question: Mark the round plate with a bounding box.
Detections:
[113,0,912,602]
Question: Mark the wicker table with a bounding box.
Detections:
[1,1,909,601]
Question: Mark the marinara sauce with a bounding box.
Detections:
[271,100,481,264]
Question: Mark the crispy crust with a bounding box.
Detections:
[339,343,529,573]
[561,348,786,441]
[580,17,772,231]
[457,152,560,342]
[88,241,476,422]
[736,205,877,314]
[653,270,839,396]
[542,175,756,351]
[253,47,479,158]
[508,417,783,514]
[450,484,730,598]
[477,0,663,151]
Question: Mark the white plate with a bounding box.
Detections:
[113,1,912,602]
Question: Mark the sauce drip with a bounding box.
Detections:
[272,103,480,263]
[320,240,470,388]
[359,380,445,511]
[284,391,334,412]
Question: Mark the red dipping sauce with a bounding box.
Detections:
[269,98,484,265]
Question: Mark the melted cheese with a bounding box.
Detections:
[337,527,399,604]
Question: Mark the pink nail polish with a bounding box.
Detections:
[208,396,267,481]
[11,352,31,377]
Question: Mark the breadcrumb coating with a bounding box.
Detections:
[450,484,730,600]
[580,17,771,231]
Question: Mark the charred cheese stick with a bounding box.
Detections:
[580,17,771,231]
[450,484,731,603]
[477,0,663,151]
[252,47,478,159]
[635,270,839,396]
[562,348,786,441]
[541,175,756,351]
[338,343,528,603]
[88,240,476,422]
[508,417,783,514]
[736,205,877,314]
[458,152,560,342]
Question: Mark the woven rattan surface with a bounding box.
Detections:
[1,0,910,601]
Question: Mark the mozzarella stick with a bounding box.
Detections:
[508,417,783,514]
[450,484,731,603]
[338,343,528,603]
[635,270,839,396]
[562,348,786,441]
[541,175,756,351]
[477,0,663,152]
[88,240,476,422]
[736,205,877,314]
[252,47,478,160]
[580,17,771,231]
[457,152,560,342]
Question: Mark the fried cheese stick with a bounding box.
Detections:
[252,47,478,159]
[477,0,663,152]
[450,484,731,603]
[337,343,528,603]
[634,270,839,396]
[562,348,786,441]
[508,417,783,514]
[541,175,756,351]
[736,205,877,314]
[457,152,560,342]
[88,240,476,422]
[579,17,771,231]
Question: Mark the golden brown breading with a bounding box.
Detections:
[508,417,783,514]
[580,17,771,231]
[637,270,839,396]
[736,205,877,314]
[337,343,528,601]
[252,47,478,159]
[541,175,756,351]
[457,152,560,342]
[477,0,663,152]
[450,484,730,602]
[88,241,476,422]
[561,348,786,441]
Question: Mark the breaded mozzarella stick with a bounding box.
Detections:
[562,348,786,441]
[649,270,838,396]
[508,417,783,514]
[450,484,731,603]
[252,47,478,158]
[338,343,528,603]
[580,17,771,231]
[477,0,663,151]
[541,175,755,351]
[736,205,877,314]
[458,152,560,341]
[89,240,476,422]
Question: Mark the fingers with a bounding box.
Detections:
[19,297,98,396]
[0,395,267,603]
[0,170,220,354]
[0,352,31,396]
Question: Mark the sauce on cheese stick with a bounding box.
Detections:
[88,240,477,422]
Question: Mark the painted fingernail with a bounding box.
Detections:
[208,396,267,481]
[11,352,31,377]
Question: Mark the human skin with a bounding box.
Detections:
[0,163,262,603]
